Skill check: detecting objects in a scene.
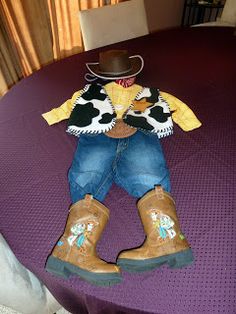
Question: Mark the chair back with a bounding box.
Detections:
[220,0,236,25]
[79,0,149,51]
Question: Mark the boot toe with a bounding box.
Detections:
[90,260,121,274]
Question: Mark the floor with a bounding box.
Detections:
[0,304,71,314]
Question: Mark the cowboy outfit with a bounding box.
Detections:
[43,50,200,286]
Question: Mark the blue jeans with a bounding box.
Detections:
[68,131,170,203]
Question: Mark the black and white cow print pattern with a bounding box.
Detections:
[67,84,173,138]
[124,87,173,138]
[67,84,116,136]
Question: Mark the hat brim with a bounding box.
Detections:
[86,55,144,80]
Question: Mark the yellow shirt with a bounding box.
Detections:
[42,82,201,132]
[104,82,142,119]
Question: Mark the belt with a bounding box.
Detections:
[105,119,137,138]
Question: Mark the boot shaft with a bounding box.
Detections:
[64,195,109,247]
[138,186,189,247]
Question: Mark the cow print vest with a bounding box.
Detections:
[67,84,173,138]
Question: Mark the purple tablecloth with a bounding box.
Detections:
[0,27,235,314]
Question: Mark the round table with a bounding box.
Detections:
[0,27,235,314]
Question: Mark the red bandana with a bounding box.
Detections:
[115,77,136,88]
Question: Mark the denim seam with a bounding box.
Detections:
[94,139,128,199]
[112,138,129,170]
[113,164,130,192]
[114,168,170,196]
[93,170,113,200]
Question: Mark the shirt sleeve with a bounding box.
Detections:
[160,91,202,132]
[42,90,83,125]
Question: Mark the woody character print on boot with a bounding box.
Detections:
[42,50,201,286]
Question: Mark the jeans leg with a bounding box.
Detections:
[68,135,116,203]
[114,131,171,198]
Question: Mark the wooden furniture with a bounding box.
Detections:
[181,0,224,26]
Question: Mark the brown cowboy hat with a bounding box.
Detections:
[86,50,144,80]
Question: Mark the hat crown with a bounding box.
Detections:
[86,49,144,80]
[99,50,131,75]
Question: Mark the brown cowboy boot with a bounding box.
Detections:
[117,186,194,272]
[46,195,121,286]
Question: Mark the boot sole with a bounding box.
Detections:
[117,248,194,272]
[45,256,122,286]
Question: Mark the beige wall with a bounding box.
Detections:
[144,0,185,32]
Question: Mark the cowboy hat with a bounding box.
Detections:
[86,50,144,80]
